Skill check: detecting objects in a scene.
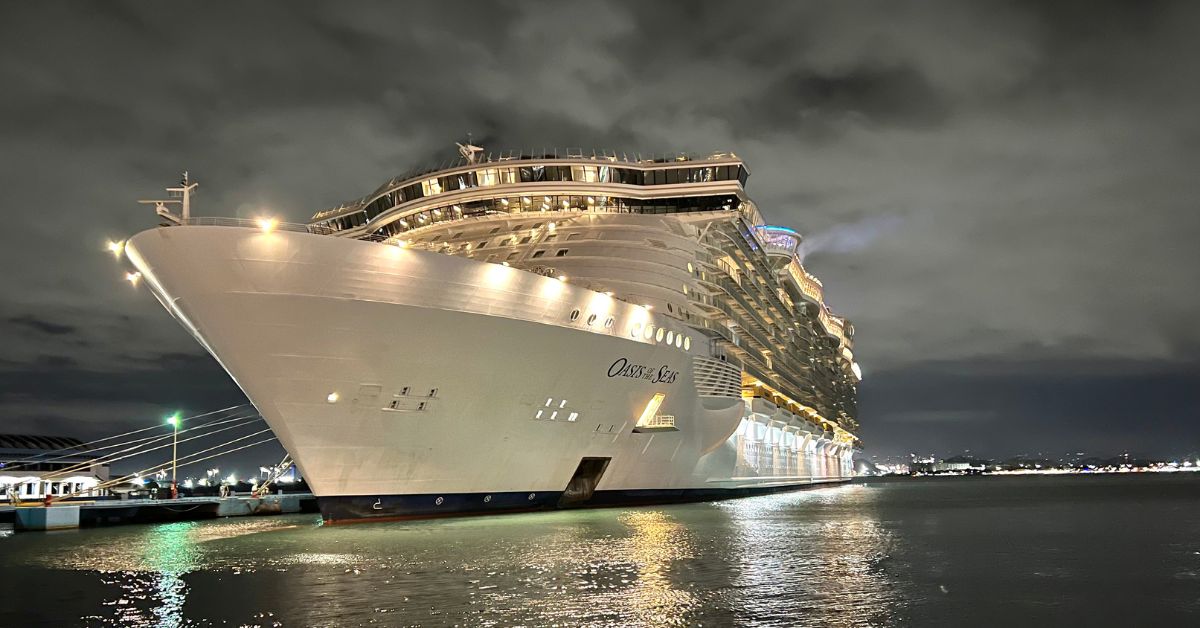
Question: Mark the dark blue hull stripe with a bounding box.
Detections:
[318,481,850,523]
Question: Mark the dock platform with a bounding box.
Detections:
[0,493,318,531]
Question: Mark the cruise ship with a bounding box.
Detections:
[125,143,862,523]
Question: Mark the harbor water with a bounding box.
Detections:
[1,474,1198,626]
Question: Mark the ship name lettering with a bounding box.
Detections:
[607,358,676,384]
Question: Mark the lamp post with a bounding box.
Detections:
[166,412,181,498]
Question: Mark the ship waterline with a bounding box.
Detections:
[127,148,860,521]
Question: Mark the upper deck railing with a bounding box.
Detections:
[311,148,748,222]
[179,216,338,235]
[785,259,824,304]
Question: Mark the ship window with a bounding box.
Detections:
[684,337,691,350]
[401,387,410,396]
[417,402,427,411]
[675,334,683,348]
[666,331,675,344]
[604,317,614,329]
[555,249,568,257]
[511,224,525,231]
[631,323,642,337]
[545,234,558,242]
[570,309,580,321]
[532,222,544,229]
[520,236,532,244]
[644,325,655,340]
[532,250,545,258]
[586,314,597,326]
[506,252,520,260]
[477,241,488,248]
[656,328,665,342]
[567,233,581,241]
[429,388,438,397]
[389,400,398,409]
[559,399,568,408]
[536,409,544,419]
[546,398,553,407]
[489,227,501,234]
[453,232,464,239]
[568,412,579,422]
[550,410,558,420]
[667,303,674,313]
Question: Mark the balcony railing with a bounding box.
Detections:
[785,260,824,304]
[632,413,677,433]
[179,216,337,235]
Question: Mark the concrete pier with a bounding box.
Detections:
[1,493,316,532]
[14,505,80,531]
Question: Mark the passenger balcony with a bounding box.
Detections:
[632,414,677,433]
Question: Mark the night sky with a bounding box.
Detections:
[1,1,1198,471]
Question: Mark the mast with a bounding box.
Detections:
[138,171,198,224]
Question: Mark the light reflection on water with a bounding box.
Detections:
[1,484,899,627]
[7,475,1198,626]
[0,486,895,626]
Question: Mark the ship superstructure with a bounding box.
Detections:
[126,144,861,522]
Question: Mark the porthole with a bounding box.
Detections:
[644,325,655,340]
[667,303,674,313]
[675,334,683,348]
[631,323,642,338]
[586,313,597,326]
[684,337,691,350]
[656,328,665,342]
[666,331,675,344]
[569,309,580,321]
[604,317,614,329]
[687,262,694,273]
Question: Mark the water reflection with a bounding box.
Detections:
[3,484,899,626]
[716,485,898,627]
[23,517,300,627]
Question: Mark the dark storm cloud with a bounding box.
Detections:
[7,314,78,336]
[1,0,1198,462]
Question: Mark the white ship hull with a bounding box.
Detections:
[127,225,852,521]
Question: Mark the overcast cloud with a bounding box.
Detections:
[1,0,1198,465]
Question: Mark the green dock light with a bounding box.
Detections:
[166,412,181,493]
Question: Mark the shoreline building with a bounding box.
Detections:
[126,144,862,522]
[0,434,111,502]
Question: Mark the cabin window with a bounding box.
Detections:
[532,250,545,258]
